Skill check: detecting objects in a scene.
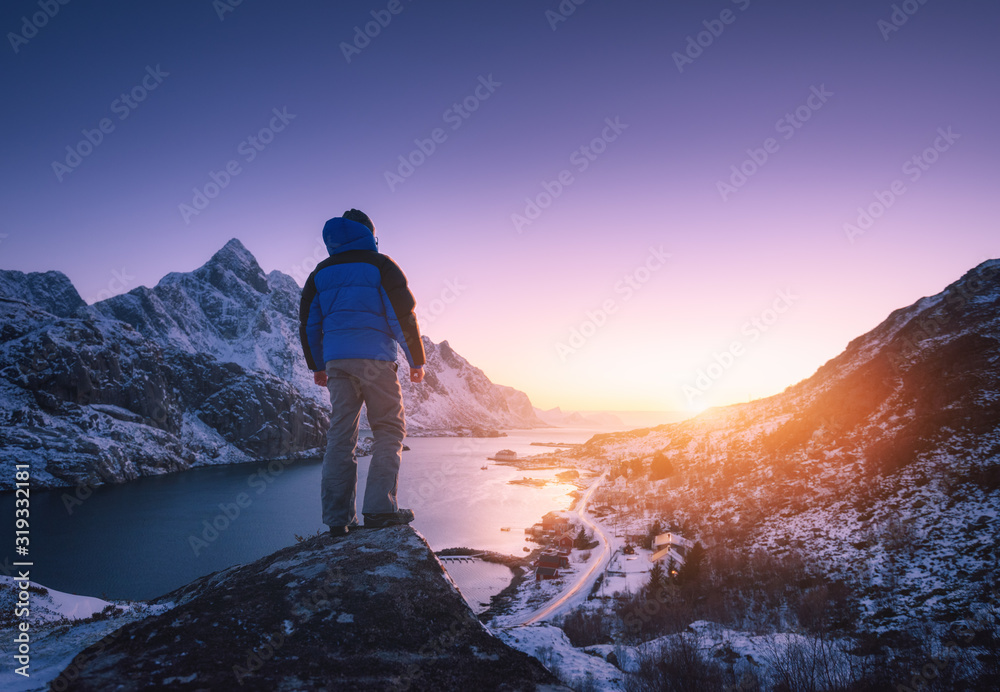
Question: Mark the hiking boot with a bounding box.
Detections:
[328,525,350,538]
[362,508,415,528]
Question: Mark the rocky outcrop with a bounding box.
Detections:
[59,526,567,691]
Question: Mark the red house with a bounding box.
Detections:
[537,553,569,570]
[541,512,570,535]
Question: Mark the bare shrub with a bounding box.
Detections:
[560,606,614,647]
[623,635,729,692]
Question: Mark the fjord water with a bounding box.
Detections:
[16,429,596,601]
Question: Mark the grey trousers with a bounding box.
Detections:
[321,359,406,527]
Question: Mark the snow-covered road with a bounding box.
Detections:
[504,472,610,626]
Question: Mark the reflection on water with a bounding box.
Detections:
[9,429,596,600]
[438,557,513,614]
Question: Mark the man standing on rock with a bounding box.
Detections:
[299,209,425,537]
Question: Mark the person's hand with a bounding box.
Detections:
[314,370,328,387]
[410,367,424,384]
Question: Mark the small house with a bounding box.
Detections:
[537,553,570,570]
[535,566,559,581]
[541,512,570,534]
[653,532,693,550]
[652,532,692,561]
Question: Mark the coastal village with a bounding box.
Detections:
[452,444,695,627]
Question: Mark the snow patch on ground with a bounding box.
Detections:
[0,577,173,692]
[498,624,626,691]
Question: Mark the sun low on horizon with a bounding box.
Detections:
[4,3,997,419]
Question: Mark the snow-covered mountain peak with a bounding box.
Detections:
[266,269,301,294]
[190,237,269,295]
[2,238,544,488]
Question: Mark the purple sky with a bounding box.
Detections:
[2,0,998,412]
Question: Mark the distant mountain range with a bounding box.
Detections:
[534,406,625,429]
[0,239,544,490]
[579,258,1000,632]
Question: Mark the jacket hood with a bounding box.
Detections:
[322,217,377,255]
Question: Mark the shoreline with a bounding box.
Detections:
[9,427,578,494]
[441,469,603,627]
[13,436,597,602]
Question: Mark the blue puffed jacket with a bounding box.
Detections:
[299,217,425,371]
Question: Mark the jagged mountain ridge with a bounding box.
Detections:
[0,269,85,318]
[0,241,543,490]
[90,239,544,434]
[535,406,625,429]
[577,258,1000,632]
[0,297,328,490]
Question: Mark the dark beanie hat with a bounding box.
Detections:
[343,209,375,234]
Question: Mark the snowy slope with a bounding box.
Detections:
[572,259,1000,632]
[0,576,171,692]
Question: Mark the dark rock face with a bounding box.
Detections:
[0,299,328,490]
[60,527,567,691]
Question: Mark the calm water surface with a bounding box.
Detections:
[10,429,598,600]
